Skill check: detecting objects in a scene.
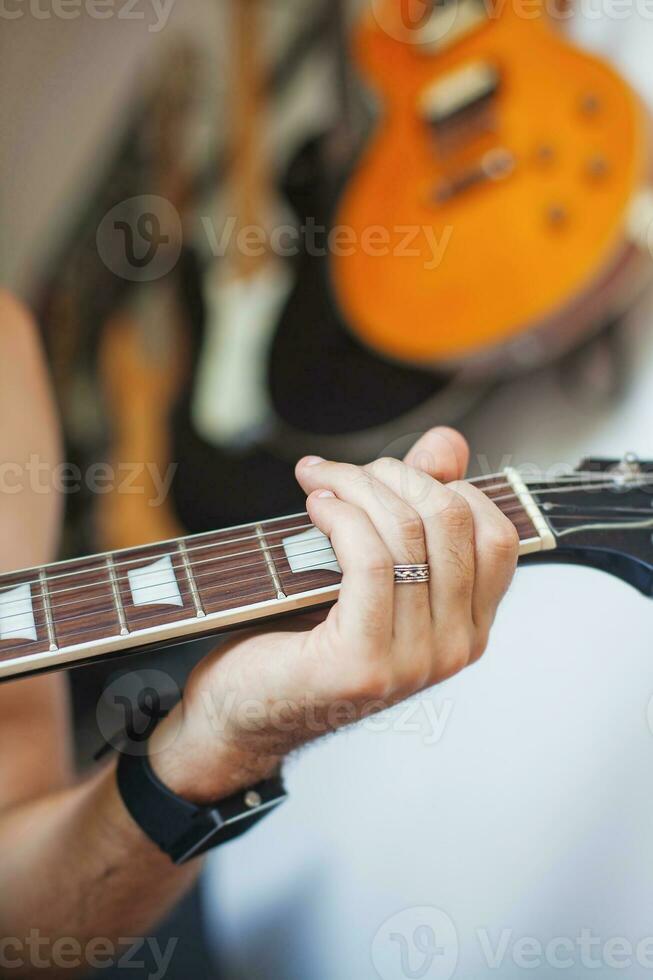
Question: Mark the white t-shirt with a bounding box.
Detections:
[203,17,653,979]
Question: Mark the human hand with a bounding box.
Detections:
[152,427,519,803]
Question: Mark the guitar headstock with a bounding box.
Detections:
[527,456,653,596]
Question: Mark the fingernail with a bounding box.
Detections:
[316,490,335,498]
[302,455,324,467]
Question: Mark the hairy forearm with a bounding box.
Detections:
[0,764,197,977]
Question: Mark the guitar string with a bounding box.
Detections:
[4,467,646,594]
[2,512,653,651]
[0,474,651,616]
[545,508,653,518]
[489,477,653,505]
[0,499,540,628]
[555,518,653,538]
[1,469,652,621]
[3,496,653,652]
[0,497,540,619]
[0,499,587,648]
[0,493,551,632]
[0,497,650,639]
[1,544,342,627]
[0,491,522,599]
[8,464,649,595]
[2,469,650,598]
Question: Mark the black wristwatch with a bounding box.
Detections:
[116,744,287,865]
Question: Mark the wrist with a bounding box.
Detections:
[149,707,282,806]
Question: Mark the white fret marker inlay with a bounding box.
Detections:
[0,583,37,642]
[128,556,183,607]
[282,528,341,575]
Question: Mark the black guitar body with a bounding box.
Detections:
[170,133,455,535]
[267,134,449,437]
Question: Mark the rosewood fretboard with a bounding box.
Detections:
[0,472,548,681]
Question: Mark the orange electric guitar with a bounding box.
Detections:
[332,0,653,372]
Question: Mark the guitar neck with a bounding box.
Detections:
[0,471,551,682]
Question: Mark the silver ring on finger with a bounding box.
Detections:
[393,564,430,584]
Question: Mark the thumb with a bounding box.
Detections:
[402,426,469,482]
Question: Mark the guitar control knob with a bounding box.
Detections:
[586,155,609,179]
[535,144,555,165]
[580,93,601,116]
[546,203,569,227]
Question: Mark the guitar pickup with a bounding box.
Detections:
[419,62,500,130]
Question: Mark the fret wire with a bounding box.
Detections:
[106,555,129,637]
[255,524,287,600]
[178,541,205,618]
[39,569,58,652]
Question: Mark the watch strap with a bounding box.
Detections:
[116,744,287,864]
